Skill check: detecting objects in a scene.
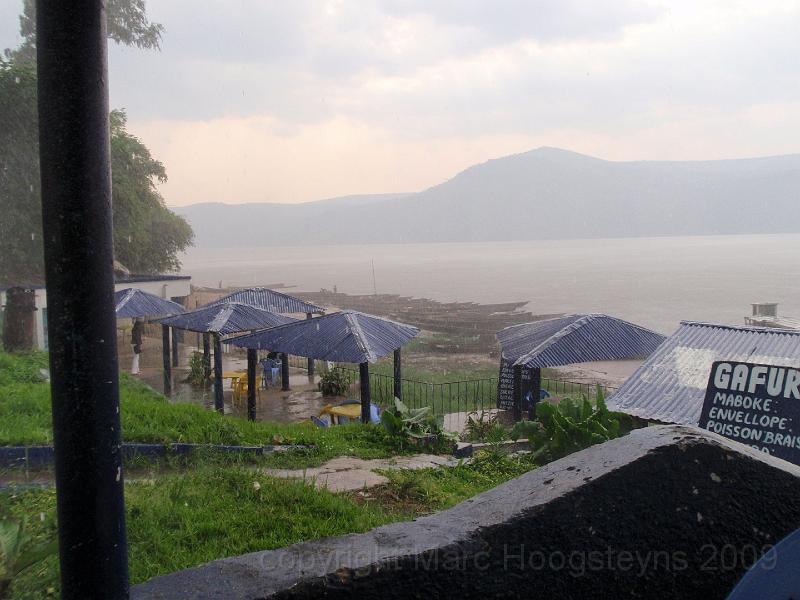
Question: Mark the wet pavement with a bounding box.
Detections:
[119,335,335,424]
[117,334,483,431]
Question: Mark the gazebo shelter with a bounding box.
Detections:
[114,287,184,319]
[159,302,296,409]
[205,287,325,376]
[496,314,666,420]
[115,288,185,391]
[229,310,419,423]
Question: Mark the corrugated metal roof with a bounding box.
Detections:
[609,321,800,425]
[114,288,184,318]
[205,287,324,315]
[228,310,419,363]
[496,314,666,368]
[158,302,296,335]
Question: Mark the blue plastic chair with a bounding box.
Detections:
[311,415,328,428]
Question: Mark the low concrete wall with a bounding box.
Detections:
[0,444,309,469]
[133,425,800,599]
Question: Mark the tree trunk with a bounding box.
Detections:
[2,287,36,352]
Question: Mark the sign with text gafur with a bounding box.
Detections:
[698,360,800,466]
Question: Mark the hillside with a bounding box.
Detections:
[177,148,800,247]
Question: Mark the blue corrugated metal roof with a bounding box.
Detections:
[205,287,324,315]
[114,288,184,318]
[496,314,666,368]
[158,302,296,335]
[609,321,800,425]
[228,310,419,363]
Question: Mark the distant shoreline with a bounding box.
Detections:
[177,234,800,337]
[178,231,800,253]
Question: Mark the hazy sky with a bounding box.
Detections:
[2,0,799,207]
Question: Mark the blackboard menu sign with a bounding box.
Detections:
[698,360,800,466]
[497,358,532,411]
[497,358,516,410]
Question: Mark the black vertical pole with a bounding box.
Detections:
[530,367,541,421]
[36,2,129,597]
[393,348,402,400]
[247,348,257,421]
[161,325,172,396]
[171,326,179,367]
[213,334,224,412]
[281,352,290,391]
[202,333,211,379]
[305,313,315,379]
[360,362,371,423]
[512,364,522,422]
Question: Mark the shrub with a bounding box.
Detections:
[318,366,351,397]
[0,518,57,599]
[185,351,210,387]
[381,397,456,450]
[511,386,635,463]
[462,410,500,442]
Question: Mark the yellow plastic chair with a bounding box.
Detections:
[233,376,262,403]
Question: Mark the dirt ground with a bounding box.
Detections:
[402,351,497,374]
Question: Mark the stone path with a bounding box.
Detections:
[1,454,461,492]
[259,454,459,492]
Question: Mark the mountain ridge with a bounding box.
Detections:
[177,147,800,247]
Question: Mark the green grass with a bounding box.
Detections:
[0,354,547,599]
[1,449,539,599]
[377,449,537,511]
[0,352,413,468]
[1,468,399,598]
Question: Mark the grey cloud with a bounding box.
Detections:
[0,3,22,52]
[379,0,662,44]
[5,0,800,148]
[143,0,314,64]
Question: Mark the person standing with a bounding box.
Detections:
[131,318,144,374]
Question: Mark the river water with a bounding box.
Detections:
[179,234,800,335]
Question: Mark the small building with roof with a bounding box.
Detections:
[203,287,326,376]
[158,303,296,407]
[609,321,800,425]
[744,302,800,330]
[205,287,324,315]
[230,310,419,422]
[497,314,665,369]
[114,288,185,319]
[496,314,666,419]
[1,273,191,351]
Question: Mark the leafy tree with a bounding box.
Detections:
[0,1,193,284]
[0,59,41,284]
[6,0,164,65]
[110,110,193,273]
